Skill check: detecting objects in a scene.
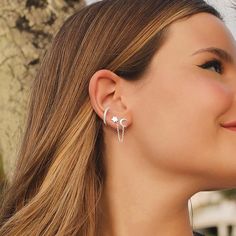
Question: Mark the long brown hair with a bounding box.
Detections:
[0,0,221,235]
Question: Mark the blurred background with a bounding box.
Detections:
[0,0,235,235]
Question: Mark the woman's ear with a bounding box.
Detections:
[88,69,132,129]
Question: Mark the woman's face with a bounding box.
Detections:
[127,12,236,190]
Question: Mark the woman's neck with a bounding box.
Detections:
[96,147,197,236]
[97,191,194,236]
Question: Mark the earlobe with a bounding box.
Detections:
[103,106,131,128]
[103,106,129,143]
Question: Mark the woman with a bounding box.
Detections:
[0,0,236,235]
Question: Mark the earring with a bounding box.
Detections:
[188,198,194,231]
[118,118,127,143]
[111,116,127,143]
[103,106,127,143]
[103,107,110,125]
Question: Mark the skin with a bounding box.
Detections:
[89,12,236,236]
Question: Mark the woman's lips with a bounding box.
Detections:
[221,120,236,132]
[224,127,236,132]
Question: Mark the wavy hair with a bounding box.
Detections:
[0,0,221,235]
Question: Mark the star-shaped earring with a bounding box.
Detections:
[111,116,119,123]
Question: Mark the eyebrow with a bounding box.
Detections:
[191,47,234,64]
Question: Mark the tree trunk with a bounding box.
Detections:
[0,0,85,180]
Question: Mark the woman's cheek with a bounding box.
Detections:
[195,76,234,115]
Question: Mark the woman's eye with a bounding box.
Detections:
[198,59,223,74]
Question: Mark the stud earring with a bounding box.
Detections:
[111,116,119,123]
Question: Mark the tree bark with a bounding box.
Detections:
[0,0,85,180]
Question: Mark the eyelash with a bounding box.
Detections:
[198,59,224,74]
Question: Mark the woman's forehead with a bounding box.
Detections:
[162,12,236,57]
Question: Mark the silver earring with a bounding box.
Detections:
[111,116,127,143]
[103,107,127,143]
[118,118,127,143]
[188,198,194,231]
[103,107,110,125]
